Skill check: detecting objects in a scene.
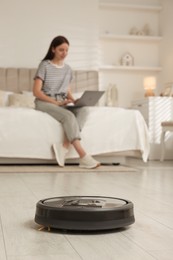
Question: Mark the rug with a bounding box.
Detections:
[0,164,138,173]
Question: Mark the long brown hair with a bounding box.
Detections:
[42,35,69,60]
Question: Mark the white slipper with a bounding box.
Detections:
[79,154,100,169]
[53,144,68,167]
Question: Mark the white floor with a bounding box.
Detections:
[0,159,173,260]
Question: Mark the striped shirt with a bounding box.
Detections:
[34,60,73,99]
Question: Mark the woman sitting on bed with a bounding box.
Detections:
[33,35,100,169]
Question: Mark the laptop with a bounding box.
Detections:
[66,90,105,108]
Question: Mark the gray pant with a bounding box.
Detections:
[35,99,81,143]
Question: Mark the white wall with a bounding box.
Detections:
[99,0,164,107]
[160,0,173,89]
[0,0,98,69]
[0,0,172,107]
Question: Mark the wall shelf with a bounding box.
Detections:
[99,0,163,107]
[99,65,162,72]
[100,34,162,42]
[99,3,163,12]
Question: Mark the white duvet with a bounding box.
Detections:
[0,106,150,162]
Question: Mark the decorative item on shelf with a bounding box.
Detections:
[120,52,134,66]
[129,24,153,36]
[142,24,153,36]
[129,26,139,35]
[160,82,173,97]
[105,84,118,106]
[143,76,156,97]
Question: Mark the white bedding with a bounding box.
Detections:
[0,106,150,162]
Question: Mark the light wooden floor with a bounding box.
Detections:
[0,159,173,260]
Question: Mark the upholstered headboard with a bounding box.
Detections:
[0,68,98,93]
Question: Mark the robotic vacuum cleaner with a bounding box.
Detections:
[35,196,135,231]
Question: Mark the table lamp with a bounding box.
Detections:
[143,76,156,97]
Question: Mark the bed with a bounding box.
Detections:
[0,68,150,164]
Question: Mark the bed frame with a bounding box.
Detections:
[0,67,142,164]
[0,151,141,165]
[0,68,98,93]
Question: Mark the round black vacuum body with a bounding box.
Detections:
[35,196,135,231]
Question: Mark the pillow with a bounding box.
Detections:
[8,93,35,108]
[0,90,13,106]
[21,90,34,96]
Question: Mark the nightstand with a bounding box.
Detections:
[131,97,173,160]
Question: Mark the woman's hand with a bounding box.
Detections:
[57,99,72,106]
